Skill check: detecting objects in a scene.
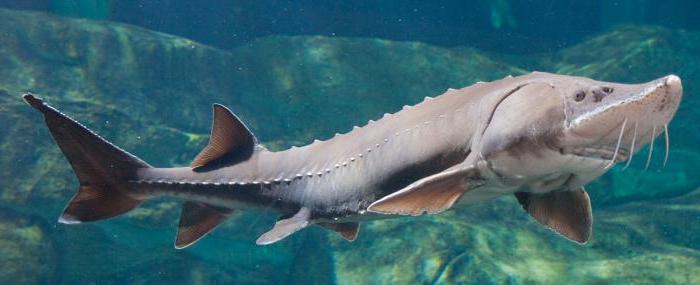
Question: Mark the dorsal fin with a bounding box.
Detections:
[191,104,257,170]
[175,201,233,249]
[515,187,592,244]
[256,208,311,245]
[318,222,360,241]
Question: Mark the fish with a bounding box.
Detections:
[23,71,683,248]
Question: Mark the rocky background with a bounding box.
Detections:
[0,8,698,284]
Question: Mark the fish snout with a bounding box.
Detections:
[663,74,682,105]
[564,75,682,158]
[631,74,682,146]
[639,74,682,127]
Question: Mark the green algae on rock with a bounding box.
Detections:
[331,189,700,285]
[0,208,56,284]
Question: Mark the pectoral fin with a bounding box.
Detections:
[318,222,360,241]
[256,208,311,245]
[515,187,592,244]
[175,201,233,249]
[367,163,480,216]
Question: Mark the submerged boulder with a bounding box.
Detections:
[331,189,700,284]
[0,208,56,284]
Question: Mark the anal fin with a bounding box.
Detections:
[515,187,593,244]
[318,222,360,241]
[175,201,233,249]
[256,208,311,245]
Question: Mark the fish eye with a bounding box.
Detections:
[574,91,586,102]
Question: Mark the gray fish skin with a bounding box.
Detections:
[25,71,683,246]
[133,71,682,220]
[131,74,526,218]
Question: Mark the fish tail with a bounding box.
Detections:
[23,93,151,224]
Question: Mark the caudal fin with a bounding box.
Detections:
[23,93,151,223]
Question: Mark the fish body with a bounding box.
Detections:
[24,71,683,248]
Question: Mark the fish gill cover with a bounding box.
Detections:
[0,1,698,284]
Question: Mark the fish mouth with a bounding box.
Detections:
[560,145,629,162]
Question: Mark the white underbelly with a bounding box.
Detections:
[454,185,517,207]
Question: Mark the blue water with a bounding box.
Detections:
[0,1,698,284]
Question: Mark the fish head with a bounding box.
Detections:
[561,74,682,152]
[558,74,683,184]
[478,73,683,192]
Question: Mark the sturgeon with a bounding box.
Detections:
[23,72,683,248]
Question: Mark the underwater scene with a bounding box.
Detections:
[0,0,699,284]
